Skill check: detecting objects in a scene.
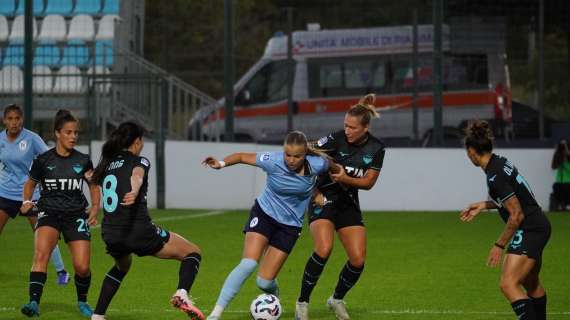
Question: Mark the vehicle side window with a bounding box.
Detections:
[309,57,387,98]
[237,61,292,106]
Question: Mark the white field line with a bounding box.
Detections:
[90,210,227,230]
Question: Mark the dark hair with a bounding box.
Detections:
[285,130,328,159]
[464,120,494,155]
[347,94,380,126]
[552,139,569,169]
[92,121,146,184]
[3,104,23,118]
[54,109,78,132]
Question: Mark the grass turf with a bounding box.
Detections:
[0,210,568,319]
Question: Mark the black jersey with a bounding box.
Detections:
[101,151,151,227]
[29,148,93,212]
[315,130,385,204]
[485,154,546,229]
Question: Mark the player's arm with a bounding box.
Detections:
[495,196,524,248]
[330,167,380,190]
[121,166,145,206]
[460,201,498,222]
[202,153,257,169]
[20,178,38,214]
[84,169,101,226]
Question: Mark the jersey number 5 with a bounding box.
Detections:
[103,175,118,213]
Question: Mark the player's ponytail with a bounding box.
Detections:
[285,131,329,160]
[347,93,380,126]
[464,120,494,155]
[92,121,146,184]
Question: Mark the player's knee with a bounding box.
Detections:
[33,249,51,265]
[73,265,90,277]
[499,278,517,294]
[314,244,333,258]
[349,251,366,267]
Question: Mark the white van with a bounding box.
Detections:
[188,24,511,143]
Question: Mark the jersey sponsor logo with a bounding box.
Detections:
[19,140,27,151]
[250,217,259,228]
[72,164,83,174]
[489,174,497,182]
[259,153,270,162]
[345,166,365,178]
[362,154,373,164]
[46,165,56,171]
[44,178,83,191]
[317,136,328,147]
[141,158,150,167]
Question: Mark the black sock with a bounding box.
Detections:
[333,262,364,300]
[75,274,91,303]
[298,252,328,303]
[511,299,537,320]
[94,266,127,315]
[177,253,201,292]
[29,272,47,304]
[531,295,547,320]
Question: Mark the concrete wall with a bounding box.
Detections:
[90,141,556,211]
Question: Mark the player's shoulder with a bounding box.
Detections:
[36,147,55,161]
[72,148,91,162]
[366,133,386,152]
[136,155,151,168]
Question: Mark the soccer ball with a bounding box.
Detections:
[250,293,282,320]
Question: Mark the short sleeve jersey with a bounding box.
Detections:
[101,151,151,227]
[315,130,385,203]
[485,154,543,228]
[29,148,93,212]
[256,151,329,227]
[0,129,48,201]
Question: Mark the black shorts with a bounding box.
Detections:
[308,194,364,230]
[35,210,91,242]
[102,223,171,259]
[507,215,551,265]
[0,196,22,219]
[242,201,302,254]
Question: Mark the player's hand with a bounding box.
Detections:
[121,190,138,206]
[486,245,503,267]
[330,164,347,183]
[460,202,486,222]
[202,156,222,169]
[19,201,35,215]
[312,191,326,207]
[87,207,98,226]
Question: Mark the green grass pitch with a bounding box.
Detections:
[0,210,569,319]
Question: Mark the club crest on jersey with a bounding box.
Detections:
[72,164,83,174]
[19,140,27,151]
[317,136,328,147]
[363,154,373,165]
[259,153,270,162]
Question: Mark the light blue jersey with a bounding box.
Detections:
[256,151,328,227]
[0,129,48,201]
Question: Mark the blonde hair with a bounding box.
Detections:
[347,94,380,126]
[285,131,330,159]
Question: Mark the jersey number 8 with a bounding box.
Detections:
[103,174,118,213]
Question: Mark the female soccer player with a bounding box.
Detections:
[20,110,100,317]
[0,104,70,284]
[460,120,551,320]
[90,121,205,320]
[203,131,331,320]
[295,94,386,320]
